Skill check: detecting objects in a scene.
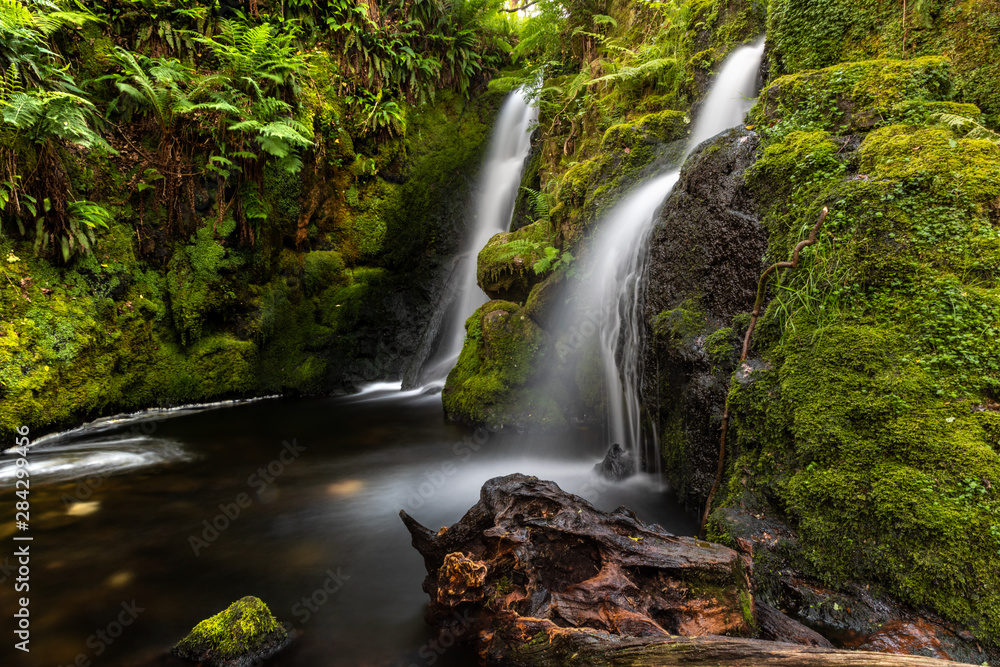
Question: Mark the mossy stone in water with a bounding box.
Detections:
[172,596,289,667]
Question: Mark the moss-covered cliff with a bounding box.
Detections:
[636,4,1000,652]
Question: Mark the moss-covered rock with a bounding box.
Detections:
[548,112,689,245]
[172,596,289,667]
[599,110,689,152]
[753,56,955,135]
[443,300,566,431]
[476,222,554,303]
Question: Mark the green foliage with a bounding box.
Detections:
[105,48,220,133]
[0,0,101,90]
[1,89,108,149]
[932,111,1000,144]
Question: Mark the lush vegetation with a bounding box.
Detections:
[0,0,514,437]
[5,0,1000,654]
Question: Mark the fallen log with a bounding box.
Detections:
[505,622,974,666]
[400,474,976,667]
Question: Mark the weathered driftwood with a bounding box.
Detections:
[401,474,975,667]
[401,474,755,646]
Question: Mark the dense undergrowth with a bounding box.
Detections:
[0,0,511,437]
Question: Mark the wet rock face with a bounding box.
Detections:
[645,127,764,325]
[594,443,636,480]
[401,474,755,658]
[641,127,767,506]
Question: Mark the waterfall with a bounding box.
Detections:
[404,88,538,389]
[582,38,766,469]
[686,39,767,157]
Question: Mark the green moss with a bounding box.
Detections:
[725,57,1000,643]
[727,324,1000,641]
[652,298,709,347]
[704,326,736,367]
[303,250,346,295]
[753,56,954,135]
[550,111,688,243]
[766,0,1000,127]
[381,90,498,275]
[173,596,287,666]
[443,300,566,430]
[167,223,245,345]
[600,110,688,151]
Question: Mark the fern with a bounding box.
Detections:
[590,57,678,87]
[521,186,550,224]
[2,91,107,150]
[932,112,1000,144]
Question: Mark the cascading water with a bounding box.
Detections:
[686,38,766,157]
[580,38,766,470]
[406,88,538,389]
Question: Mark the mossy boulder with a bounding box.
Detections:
[172,596,290,667]
[477,222,554,303]
[443,300,566,431]
[753,56,956,134]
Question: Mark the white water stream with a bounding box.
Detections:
[410,88,538,388]
[580,39,766,469]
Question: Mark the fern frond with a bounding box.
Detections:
[931,112,1000,144]
[2,92,42,129]
[590,57,677,87]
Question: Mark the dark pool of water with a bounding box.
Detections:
[0,386,697,666]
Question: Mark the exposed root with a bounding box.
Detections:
[700,206,829,537]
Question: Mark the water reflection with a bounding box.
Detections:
[0,391,696,666]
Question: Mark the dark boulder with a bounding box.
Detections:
[641,127,767,507]
[593,443,636,480]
